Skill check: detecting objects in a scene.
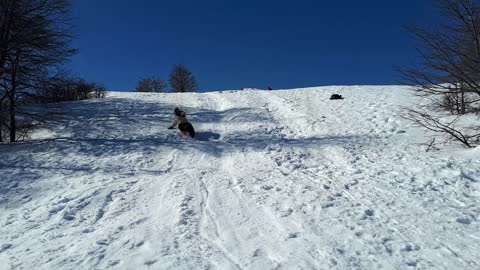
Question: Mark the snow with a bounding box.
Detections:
[1,86,479,270]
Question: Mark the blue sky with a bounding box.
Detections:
[70,0,438,91]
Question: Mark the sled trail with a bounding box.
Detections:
[1,86,479,270]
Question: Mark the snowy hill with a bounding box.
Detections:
[1,86,479,270]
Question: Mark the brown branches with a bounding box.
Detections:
[404,109,480,148]
[402,0,480,149]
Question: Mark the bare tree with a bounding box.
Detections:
[136,77,167,93]
[402,0,480,148]
[35,75,107,103]
[0,0,76,142]
[169,64,198,93]
[92,84,107,99]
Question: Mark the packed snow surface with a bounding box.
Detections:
[1,86,480,270]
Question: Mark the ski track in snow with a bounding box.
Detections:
[1,86,480,270]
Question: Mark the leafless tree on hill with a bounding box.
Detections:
[169,64,198,93]
[136,77,167,93]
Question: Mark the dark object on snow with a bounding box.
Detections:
[179,122,195,138]
[267,86,273,90]
[329,94,344,100]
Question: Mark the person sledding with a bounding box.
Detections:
[168,107,195,138]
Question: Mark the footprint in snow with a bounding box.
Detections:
[352,169,362,175]
[144,259,158,266]
[252,248,265,257]
[401,243,420,252]
[262,185,274,191]
[56,197,71,204]
[322,202,335,209]
[456,216,473,225]
[128,217,148,228]
[364,209,375,217]
[286,232,299,239]
[108,260,120,267]
[96,239,109,246]
[406,260,418,267]
[280,208,294,217]
[49,204,66,215]
[81,228,95,234]
[0,244,12,252]
[63,210,75,221]
[358,209,374,220]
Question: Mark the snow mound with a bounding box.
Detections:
[1,86,479,270]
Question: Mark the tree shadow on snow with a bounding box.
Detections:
[195,132,221,141]
[0,94,378,208]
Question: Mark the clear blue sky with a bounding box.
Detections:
[69,0,438,92]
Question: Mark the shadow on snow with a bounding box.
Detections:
[0,95,377,208]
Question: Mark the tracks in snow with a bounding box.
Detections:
[3,88,479,270]
[147,90,480,269]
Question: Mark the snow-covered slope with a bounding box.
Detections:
[1,86,479,270]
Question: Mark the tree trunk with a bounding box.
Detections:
[8,93,14,142]
[0,97,3,143]
[0,0,14,79]
[8,55,17,143]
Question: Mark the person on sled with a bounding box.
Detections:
[168,107,195,138]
